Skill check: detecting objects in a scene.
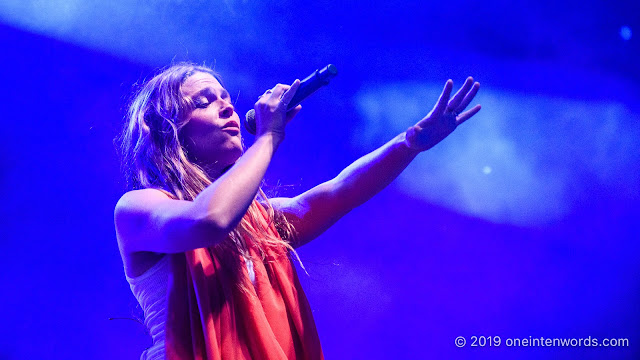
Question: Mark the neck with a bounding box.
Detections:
[201,162,234,181]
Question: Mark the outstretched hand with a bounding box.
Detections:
[405,77,481,152]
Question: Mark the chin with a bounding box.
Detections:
[224,143,244,164]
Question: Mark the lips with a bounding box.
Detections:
[222,120,240,130]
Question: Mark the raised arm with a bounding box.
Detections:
[273,77,481,247]
[115,80,302,254]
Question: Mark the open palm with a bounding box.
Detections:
[405,77,481,152]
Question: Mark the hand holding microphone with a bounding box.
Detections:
[245,64,338,135]
[251,80,302,141]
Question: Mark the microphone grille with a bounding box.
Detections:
[244,109,256,135]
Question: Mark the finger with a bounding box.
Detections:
[455,82,480,113]
[455,104,481,126]
[280,79,301,107]
[447,76,474,112]
[268,83,290,101]
[258,88,274,100]
[432,79,454,117]
[285,104,302,123]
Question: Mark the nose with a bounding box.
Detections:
[219,101,234,119]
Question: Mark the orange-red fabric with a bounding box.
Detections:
[165,203,324,360]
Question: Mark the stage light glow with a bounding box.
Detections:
[0,0,253,65]
[355,82,638,226]
[620,26,632,41]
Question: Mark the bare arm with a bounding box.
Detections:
[115,81,302,254]
[273,77,481,247]
[271,132,419,247]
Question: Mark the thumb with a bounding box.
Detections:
[285,104,303,124]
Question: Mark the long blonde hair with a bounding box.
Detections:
[118,62,300,270]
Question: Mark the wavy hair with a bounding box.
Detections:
[117,62,301,278]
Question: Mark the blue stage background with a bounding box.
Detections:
[0,1,638,359]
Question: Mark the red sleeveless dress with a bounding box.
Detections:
[164,203,324,360]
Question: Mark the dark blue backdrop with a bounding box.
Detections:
[0,1,638,359]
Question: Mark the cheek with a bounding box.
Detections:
[181,118,216,144]
[180,119,241,156]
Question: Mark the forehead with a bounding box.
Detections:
[181,72,224,97]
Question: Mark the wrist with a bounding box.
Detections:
[401,128,423,154]
[254,131,283,152]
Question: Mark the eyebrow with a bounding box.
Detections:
[192,87,230,99]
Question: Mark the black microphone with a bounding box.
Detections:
[244,64,338,135]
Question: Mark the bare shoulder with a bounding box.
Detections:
[116,188,173,213]
[268,197,306,219]
[266,197,288,209]
[267,182,343,247]
[114,188,174,252]
[114,187,222,254]
[115,189,178,277]
[114,188,177,225]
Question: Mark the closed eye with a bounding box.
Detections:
[194,101,210,109]
[194,94,216,109]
